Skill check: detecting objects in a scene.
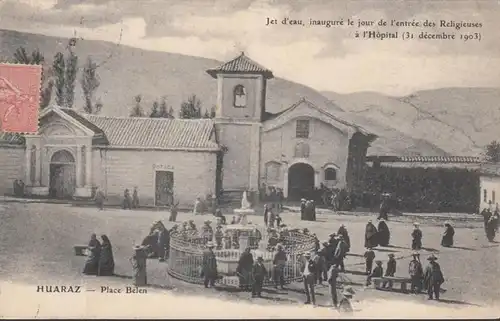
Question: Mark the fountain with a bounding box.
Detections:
[225,190,255,251]
[166,190,317,287]
[233,190,255,223]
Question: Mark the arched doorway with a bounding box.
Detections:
[49,150,76,199]
[288,163,315,201]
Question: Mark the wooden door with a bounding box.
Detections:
[155,171,174,206]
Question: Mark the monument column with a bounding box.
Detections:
[76,145,82,188]
[24,145,31,185]
[35,144,42,186]
[85,145,92,188]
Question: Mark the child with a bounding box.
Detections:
[338,286,355,313]
[383,253,397,288]
[363,247,375,275]
[366,260,383,286]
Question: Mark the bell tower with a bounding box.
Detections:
[207,52,273,193]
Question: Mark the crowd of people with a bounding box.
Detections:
[78,190,500,312]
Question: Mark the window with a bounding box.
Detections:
[294,142,310,158]
[296,119,310,138]
[484,189,487,202]
[233,85,247,107]
[325,168,337,181]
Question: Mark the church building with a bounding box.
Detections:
[0,53,376,207]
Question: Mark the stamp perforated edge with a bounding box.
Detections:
[0,62,43,135]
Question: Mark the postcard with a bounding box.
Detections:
[0,0,499,319]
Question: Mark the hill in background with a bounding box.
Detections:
[322,88,500,156]
[2,29,496,157]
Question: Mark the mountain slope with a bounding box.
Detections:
[322,88,500,156]
[0,29,446,156]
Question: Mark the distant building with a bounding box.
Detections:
[479,163,500,211]
[0,53,375,206]
[364,155,482,213]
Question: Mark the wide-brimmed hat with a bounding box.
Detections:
[301,198,306,202]
[368,220,372,223]
[413,222,420,226]
[322,242,329,247]
[388,253,395,258]
[342,286,355,297]
[379,218,385,222]
[427,254,437,261]
[133,245,145,251]
[375,260,382,265]
[444,221,451,226]
[206,241,215,248]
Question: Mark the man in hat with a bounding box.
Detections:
[334,234,349,272]
[337,224,350,251]
[424,254,445,300]
[366,260,383,286]
[408,252,424,294]
[272,244,287,289]
[263,204,270,227]
[130,245,147,286]
[382,253,397,289]
[132,186,140,209]
[338,286,355,313]
[327,264,340,308]
[411,222,423,250]
[157,222,170,261]
[363,247,376,275]
[319,241,333,282]
[378,194,390,221]
[214,225,224,250]
[202,242,218,288]
[251,255,268,298]
[301,252,317,305]
[300,198,307,220]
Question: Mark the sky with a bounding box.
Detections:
[0,0,499,95]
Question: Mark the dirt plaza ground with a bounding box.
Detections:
[0,201,499,317]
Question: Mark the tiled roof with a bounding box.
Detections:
[206,52,274,78]
[398,156,481,163]
[366,155,482,163]
[84,115,219,150]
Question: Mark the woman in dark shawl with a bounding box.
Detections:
[486,213,499,242]
[364,220,379,248]
[440,221,455,247]
[377,219,390,246]
[236,248,254,291]
[83,233,101,275]
[98,235,115,276]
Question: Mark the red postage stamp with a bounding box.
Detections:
[0,63,42,133]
